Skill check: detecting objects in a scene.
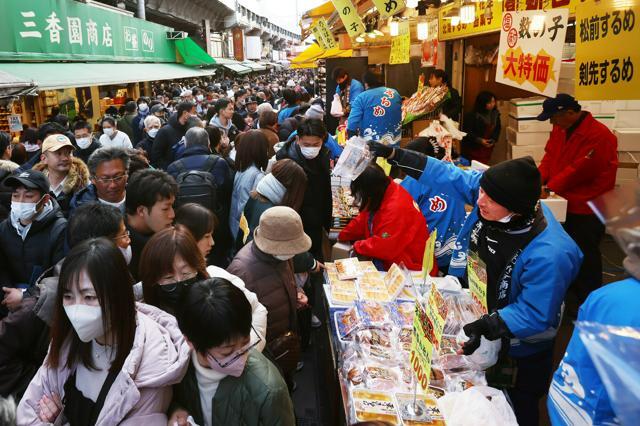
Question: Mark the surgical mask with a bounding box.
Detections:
[138,103,149,113]
[148,128,159,138]
[300,146,321,160]
[155,275,199,311]
[64,304,105,343]
[274,254,295,261]
[76,137,92,149]
[103,127,114,137]
[497,212,516,223]
[206,349,250,377]
[119,245,132,265]
[11,200,39,222]
[196,94,204,102]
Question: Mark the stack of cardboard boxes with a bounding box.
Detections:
[613,100,640,186]
[506,97,551,164]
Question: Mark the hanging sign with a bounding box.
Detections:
[312,18,337,50]
[331,0,365,39]
[389,20,410,65]
[372,0,406,20]
[9,115,23,132]
[496,9,568,97]
[504,0,583,14]
[575,1,639,100]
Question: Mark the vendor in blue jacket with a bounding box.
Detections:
[369,142,583,426]
[346,72,402,144]
[333,67,364,117]
[548,184,640,426]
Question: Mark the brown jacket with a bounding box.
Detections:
[227,242,297,342]
[33,157,90,216]
[260,127,280,157]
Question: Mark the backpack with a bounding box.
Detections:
[174,156,221,215]
[171,136,187,161]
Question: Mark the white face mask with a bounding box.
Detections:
[274,254,295,261]
[196,94,204,102]
[103,127,114,137]
[76,137,92,149]
[300,146,321,160]
[119,245,132,265]
[148,128,159,138]
[64,304,105,342]
[497,212,516,223]
[11,200,39,222]
[138,103,149,113]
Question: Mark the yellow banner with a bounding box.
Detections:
[312,18,337,50]
[575,1,640,100]
[331,0,365,38]
[389,20,410,65]
[372,0,406,20]
[422,228,437,280]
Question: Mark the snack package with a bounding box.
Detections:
[359,261,379,272]
[384,263,411,300]
[335,257,361,280]
[439,353,478,373]
[444,370,488,393]
[357,301,393,326]
[333,136,372,180]
[335,306,361,342]
[442,290,484,335]
[439,334,463,356]
[358,271,387,292]
[328,272,359,305]
[351,389,400,425]
[394,301,415,328]
[363,363,402,391]
[343,344,366,387]
[398,328,412,351]
[395,393,446,426]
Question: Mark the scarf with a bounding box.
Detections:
[256,173,286,205]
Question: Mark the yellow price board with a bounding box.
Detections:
[389,20,410,65]
[372,0,406,20]
[376,157,392,176]
[467,251,488,314]
[575,0,640,100]
[312,18,337,50]
[422,228,437,280]
[331,0,365,39]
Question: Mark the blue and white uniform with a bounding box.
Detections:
[347,87,402,143]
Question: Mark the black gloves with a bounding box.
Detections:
[367,141,395,159]
[461,313,513,356]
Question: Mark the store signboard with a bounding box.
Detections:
[331,0,366,39]
[372,0,406,20]
[0,0,176,62]
[575,1,639,100]
[496,9,569,97]
[389,21,410,65]
[9,115,23,132]
[312,18,337,50]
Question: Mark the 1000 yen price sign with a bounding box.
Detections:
[410,332,433,391]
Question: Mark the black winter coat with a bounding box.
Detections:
[73,138,101,165]
[150,113,188,170]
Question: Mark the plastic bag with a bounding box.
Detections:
[331,93,344,117]
[332,136,372,180]
[418,121,453,162]
[439,113,467,140]
[577,322,640,425]
[466,336,501,370]
[437,386,518,426]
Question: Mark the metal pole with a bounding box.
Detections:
[137,0,146,20]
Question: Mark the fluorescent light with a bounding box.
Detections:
[531,15,545,33]
[451,16,460,26]
[460,4,475,24]
[417,21,429,40]
[407,0,419,8]
[390,21,399,36]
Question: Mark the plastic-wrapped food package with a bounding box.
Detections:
[335,306,361,342]
[332,136,371,180]
[442,291,484,336]
[357,300,394,327]
[363,363,403,391]
[356,327,398,363]
[444,370,488,393]
[350,389,400,425]
[396,392,446,426]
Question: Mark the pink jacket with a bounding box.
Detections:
[17,303,190,425]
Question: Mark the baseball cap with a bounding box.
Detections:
[150,104,166,114]
[536,94,582,121]
[246,96,258,105]
[42,134,74,153]
[3,169,50,194]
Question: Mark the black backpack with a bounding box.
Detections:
[174,156,220,215]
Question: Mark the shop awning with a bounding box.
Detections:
[0,70,37,98]
[317,47,353,59]
[240,61,267,72]
[292,44,325,63]
[211,58,252,75]
[290,61,317,69]
[0,62,217,90]
[174,37,216,66]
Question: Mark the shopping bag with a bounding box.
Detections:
[437,386,518,426]
[332,136,371,180]
[330,94,344,117]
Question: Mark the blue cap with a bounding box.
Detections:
[536,94,581,121]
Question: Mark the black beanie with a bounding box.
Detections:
[479,156,541,215]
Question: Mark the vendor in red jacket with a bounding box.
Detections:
[537,94,618,308]
[338,163,437,274]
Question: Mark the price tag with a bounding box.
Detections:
[467,251,488,314]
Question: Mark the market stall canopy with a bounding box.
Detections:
[291,43,325,64]
[290,61,317,69]
[240,61,267,72]
[300,1,335,39]
[211,58,252,75]
[317,47,353,59]
[0,63,217,91]
[174,37,217,66]
[0,70,37,98]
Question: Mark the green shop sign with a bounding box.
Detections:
[0,0,177,62]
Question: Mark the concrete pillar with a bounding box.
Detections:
[137,0,146,20]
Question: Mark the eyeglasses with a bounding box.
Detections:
[112,230,130,241]
[93,174,127,184]
[207,327,262,368]
[157,271,198,290]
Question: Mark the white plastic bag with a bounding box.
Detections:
[418,121,453,162]
[332,136,371,180]
[330,93,344,117]
[437,386,518,426]
[465,336,501,370]
[439,113,467,140]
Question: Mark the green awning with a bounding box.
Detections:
[0,62,217,90]
[174,37,217,66]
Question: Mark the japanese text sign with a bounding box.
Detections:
[312,18,337,50]
[575,1,639,100]
[331,0,365,39]
[0,0,176,62]
[496,9,568,97]
[372,0,406,20]
[389,21,410,65]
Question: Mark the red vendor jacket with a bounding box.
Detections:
[338,179,437,274]
[538,112,618,215]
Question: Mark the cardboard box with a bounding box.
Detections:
[558,78,575,96]
[331,241,353,261]
[541,195,567,223]
[509,97,546,117]
[620,100,640,109]
[508,141,546,162]
[411,119,433,137]
[508,115,553,133]
[615,110,640,129]
[580,100,618,115]
[506,126,550,146]
[618,151,640,163]
[614,129,640,151]
[593,115,616,130]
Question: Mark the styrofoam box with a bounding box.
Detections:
[615,110,640,129]
[541,195,567,223]
[558,78,575,96]
[508,141,546,162]
[559,62,575,80]
[620,100,640,109]
[580,100,618,115]
[508,115,553,133]
[594,115,616,130]
[618,151,640,163]
[617,165,639,182]
[614,129,640,151]
[509,97,546,117]
[506,126,549,146]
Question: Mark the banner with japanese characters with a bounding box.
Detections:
[389,21,410,65]
[575,1,639,100]
[331,0,365,39]
[0,0,176,62]
[372,0,406,20]
[496,9,569,97]
[311,18,337,50]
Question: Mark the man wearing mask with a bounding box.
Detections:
[333,67,364,119]
[72,121,101,164]
[131,97,150,145]
[151,101,195,170]
[117,101,138,142]
[150,104,168,126]
[369,143,583,426]
[69,147,130,216]
[135,115,162,156]
[0,170,66,319]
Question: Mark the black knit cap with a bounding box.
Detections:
[479,156,541,215]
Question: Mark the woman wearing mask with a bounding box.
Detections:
[229,130,269,241]
[169,278,294,426]
[135,115,162,157]
[98,116,133,150]
[131,97,150,145]
[137,227,267,349]
[17,238,190,424]
[462,91,501,165]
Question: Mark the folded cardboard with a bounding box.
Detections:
[508,115,553,133]
[506,126,550,146]
[509,97,546,117]
[614,129,640,151]
[541,195,567,223]
[508,141,546,162]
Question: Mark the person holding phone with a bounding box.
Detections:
[462,91,501,165]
